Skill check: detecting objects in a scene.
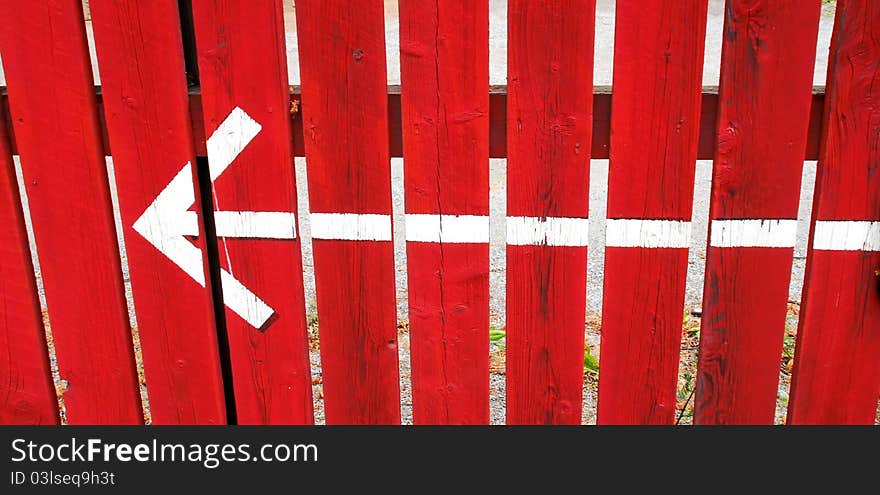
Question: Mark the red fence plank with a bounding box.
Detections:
[788,0,880,425]
[90,0,228,424]
[506,0,594,425]
[399,0,490,425]
[597,0,708,425]
[191,0,313,424]
[295,0,400,424]
[695,0,821,425]
[0,0,141,424]
[0,99,57,425]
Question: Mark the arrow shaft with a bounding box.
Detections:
[309,213,392,241]
[813,221,880,251]
[181,211,297,239]
[214,211,297,239]
[404,214,489,243]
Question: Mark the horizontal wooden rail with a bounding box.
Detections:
[0,86,825,160]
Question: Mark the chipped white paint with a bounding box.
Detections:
[310,213,393,241]
[813,221,880,252]
[710,219,798,248]
[605,219,692,248]
[506,216,589,247]
[180,211,297,239]
[405,214,489,243]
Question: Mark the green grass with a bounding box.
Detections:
[487,327,600,377]
[583,347,599,377]
[676,369,696,425]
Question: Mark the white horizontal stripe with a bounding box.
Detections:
[214,212,296,239]
[405,214,489,243]
[605,219,691,248]
[813,221,880,252]
[179,211,297,239]
[710,219,798,248]
[506,216,589,246]
[310,213,392,241]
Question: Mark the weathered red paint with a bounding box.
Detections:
[191,0,314,424]
[295,0,401,424]
[505,0,594,425]
[0,0,142,424]
[399,1,490,424]
[788,0,880,425]
[695,0,822,425]
[597,0,708,425]
[90,0,228,424]
[0,98,57,425]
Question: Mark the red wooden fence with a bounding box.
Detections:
[0,0,878,425]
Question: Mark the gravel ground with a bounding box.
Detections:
[6,1,878,424]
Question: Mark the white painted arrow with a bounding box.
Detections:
[134,107,290,331]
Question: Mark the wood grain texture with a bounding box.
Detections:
[0,0,142,424]
[506,0,594,424]
[90,0,228,424]
[597,0,708,425]
[695,0,821,425]
[295,0,400,424]
[192,0,313,424]
[399,0,490,425]
[0,98,57,425]
[788,0,880,425]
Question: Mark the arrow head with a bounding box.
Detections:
[133,162,207,286]
[134,106,278,330]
